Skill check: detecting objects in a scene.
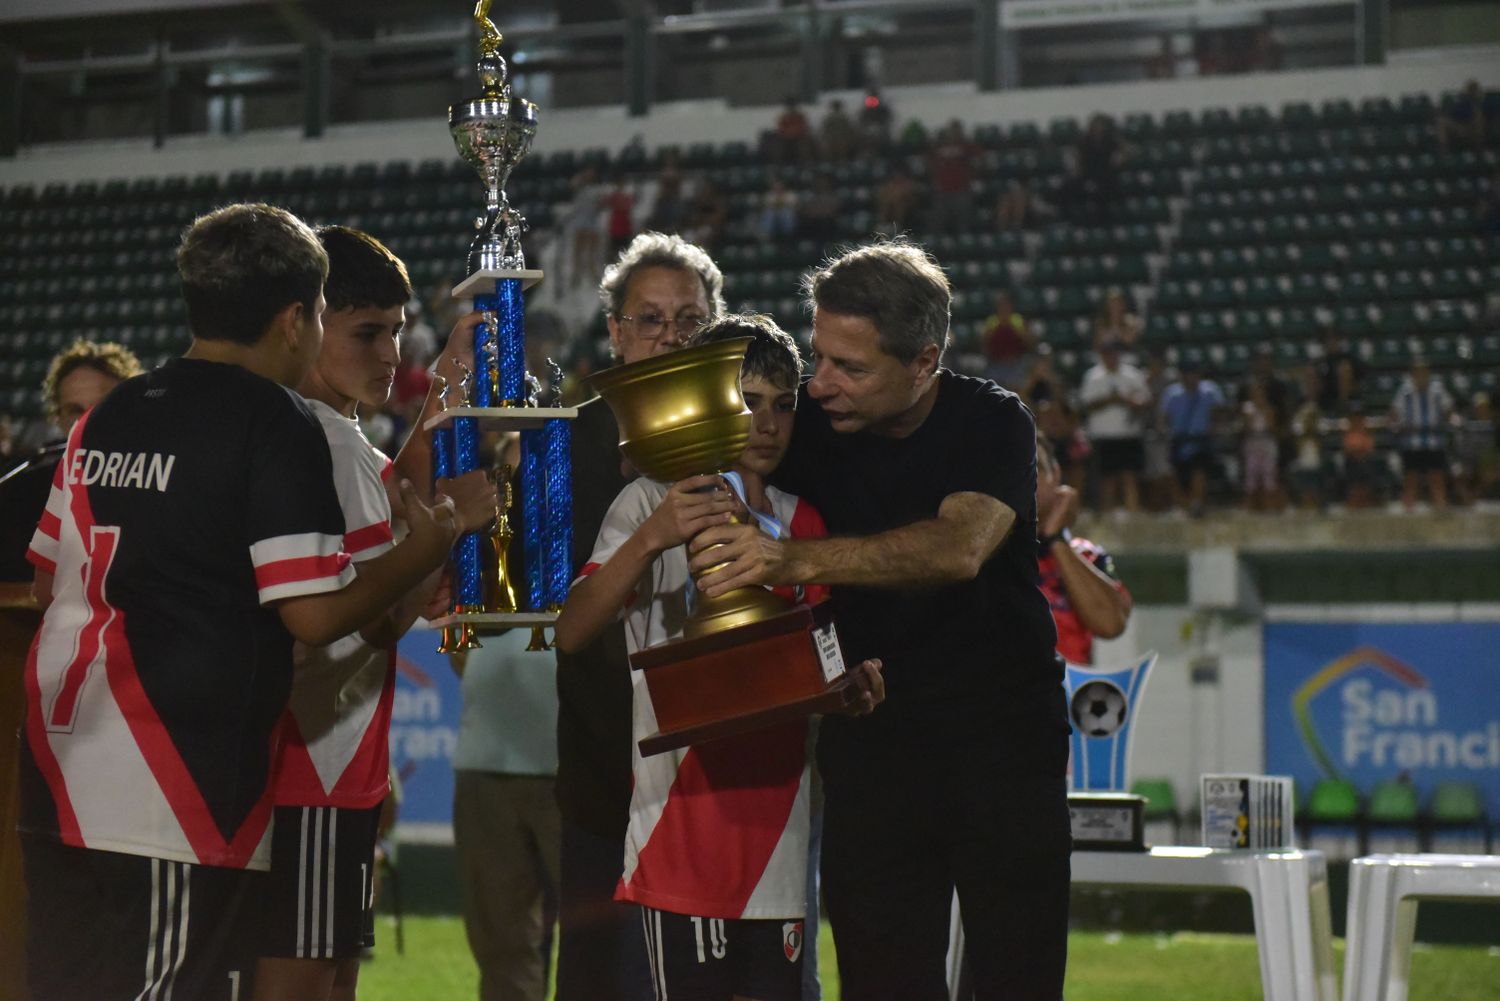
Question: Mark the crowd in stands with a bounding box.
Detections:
[5,83,1499,518]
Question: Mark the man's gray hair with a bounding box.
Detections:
[803,238,951,364]
[597,231,726,318]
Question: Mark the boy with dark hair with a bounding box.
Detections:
[255,224,455,1000]
[553,313,883,1001]
[20,203,485,1000]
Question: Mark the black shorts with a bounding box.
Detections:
[640,907,804,1001]
[260,804,381,960]
[1095,437,1144,476]
[22,835,263,1001]
[1400,449,1447,474]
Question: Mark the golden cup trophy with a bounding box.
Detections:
[585,338,857,756]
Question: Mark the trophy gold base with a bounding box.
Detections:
[631,601,852,756]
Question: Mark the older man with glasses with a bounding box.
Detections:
[550,231,723,1001]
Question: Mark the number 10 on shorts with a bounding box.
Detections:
[689,915,727,962]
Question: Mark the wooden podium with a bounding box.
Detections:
[632,601,854,756]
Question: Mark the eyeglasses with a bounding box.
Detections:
[617,312,708,339]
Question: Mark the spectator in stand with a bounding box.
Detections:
[564,165,606,290]
[1437,79,1487,153]
[1034,437,1132,665]
[798,173,842,243]
[1141,348,1177,512]
[1022,345,1085,489]
[997,179,1042,231]
[1241,378,1283,511]
[1289,373,1326,510]
[928,120,979,235]
[685,177,729,251]
[1457,392,1498,502]
[1315,327,1363,414]
[1478,170,1500,237]
[775,97,814,163]
[1064,114,1127,225]
[605,175,637,257]
[980,289,1035,389]
[1145,34,1177,80]
[1245,343,1294,485]
[1160,357,1225,516]
[820,99,857,161]
[1390,357,1456,511]
[758,176,799,242]
[1245,26,1284,73]
[1092,288,1142,356]
[1080,335,1151,515]
[875,163,919,234]
[857,88,893,153]
[646,170,686,234]
[1341,404,1379,509]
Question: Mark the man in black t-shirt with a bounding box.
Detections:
[20,203,466,1000]
[690,240,1070,1001]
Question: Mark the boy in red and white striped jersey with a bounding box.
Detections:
[554,314,883,1001]
[20,204,471,1001]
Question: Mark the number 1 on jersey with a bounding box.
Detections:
[46,525,121,732]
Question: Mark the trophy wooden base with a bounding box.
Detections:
[631,601,852,757]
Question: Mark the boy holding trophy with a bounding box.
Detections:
[554,314,882,1001]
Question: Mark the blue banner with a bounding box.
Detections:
[390,627,464,835]
[1264,621,1500,811]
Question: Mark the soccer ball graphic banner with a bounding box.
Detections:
[1064,653,1157,792]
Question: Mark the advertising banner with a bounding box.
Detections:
[1263,621,1500,809]
[389,627,464,840]
[1001,0,1355,30]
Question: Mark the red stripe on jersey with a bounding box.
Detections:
[273,649,395,808]
[23,411,93,846]
[577,562,601,578]
[24,628,82,846]
[624,721,805,917]
[379,457,395,482]
[254,552,353,590]
[771,498,829,607]
[64,441,272,867]
[344,521,394,555]
[25,550,57,576]
[37,510,60,540]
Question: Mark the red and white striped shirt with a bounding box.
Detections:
[580,478,827,920]
[271,399,398,810]
[22,359,351,870]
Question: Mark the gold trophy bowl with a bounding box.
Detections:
[584,337,788,639]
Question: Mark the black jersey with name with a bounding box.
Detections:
[22,357,352,871]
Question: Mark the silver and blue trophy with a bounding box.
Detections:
[428,1,576,651]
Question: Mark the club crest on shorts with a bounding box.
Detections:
[782,920,804,962]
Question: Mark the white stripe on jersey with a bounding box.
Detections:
[248,531,347,568]
[324,809,337,958]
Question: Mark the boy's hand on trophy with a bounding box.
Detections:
[401,479,460,559]
[437,469,500,535]
[423,569,453,620]
[432,312,485,393]
[687,522,785,596]
[839,658,885,717]
[642,475,738,552]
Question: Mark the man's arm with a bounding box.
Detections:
[1050,537,1131,639]
[688,490,1015,596]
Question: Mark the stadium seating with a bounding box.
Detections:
[1,86,1496,429]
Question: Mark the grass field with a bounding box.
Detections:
[355,914,1500,1000]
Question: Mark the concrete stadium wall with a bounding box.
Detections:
[3,43,1498,188]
